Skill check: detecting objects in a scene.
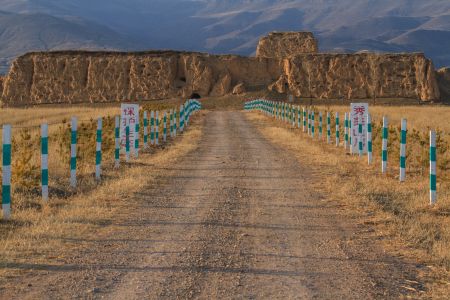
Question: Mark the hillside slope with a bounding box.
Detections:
[0,0,449,73]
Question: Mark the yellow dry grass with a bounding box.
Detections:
[0,110,205,282]
[246,112,450,297]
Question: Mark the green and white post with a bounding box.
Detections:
[150,111,155,146]
[155,111,160,146]
[327,112,331,144]
[319,112,323,140]
[95,118,102,180]
[114,116,120,168]
[174,108,177,137]
[163,111,167,142]
[143,111,148,149]
[125,123,130,162]
[400,119,407,182]
[311,111,315,138]
[349,118,353,154]
[180,105,184,133]
[41,123,49,201]
[303,107,307,132]
[358,115,363,156]
[134,118,139,158]
[344,112,349,149]
[297,106,301,128]
[2,124,12,219]
[70,117,77,188]
[430,130,437,205]
[367,114,373,164]
[382,116,388,174]
[335,112,340,147]
[170,109,173,138]
[308,110,311,135]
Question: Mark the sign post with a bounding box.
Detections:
[350,103,369,154]
[120,103,139,156]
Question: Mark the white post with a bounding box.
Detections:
[2,124,12,219]
[400,119,407,182]
[382,116,388,174]
[41,123,49,201]
[430,130,437,205]
[95,118,102,180]
[70,117,77,188]
[367,114,373,164]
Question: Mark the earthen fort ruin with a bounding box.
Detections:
[0,32,442,106]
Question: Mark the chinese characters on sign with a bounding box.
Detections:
[350,103,369,154]
[120,103,139,153]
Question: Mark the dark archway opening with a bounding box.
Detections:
[190,93,201,99]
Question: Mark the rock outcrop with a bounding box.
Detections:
[0,32,442,106]
[0,76,3,96]
[285,53,439,101]
[436,67,450,101]
[256,32,318,58]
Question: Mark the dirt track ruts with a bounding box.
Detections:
[1,111,420,299]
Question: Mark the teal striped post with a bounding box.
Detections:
[180,105,184,132]
[430,130,437,205]
[155,111,160,146]
[70,117,77,188]
[125,123,130,162]
[349,118,353,154]
[382,116,388,174]
[319,112,323,140]
[327,112,331,144]
[170,109,173,138]
[335,112,340,147]
[114,116,120,168]
[303,108,306,132]
[95,118,102,180]
[174,108,177,137]
[2,124,12,219]
[308,110,311,135]
[358,115,363,156]
[143,111,148,149]
[150,111,155,146]
[134,117,139,158]
[163,111,167,142]
[41,124,49,201]
[297,106,301,128]
[282,103,285,121]
[367,114,373,164]
[400,119,407,182]
[311,111,315,138]
[344,113,349,149]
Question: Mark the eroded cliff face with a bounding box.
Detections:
[0,31,442,106]
[256,32,318,58]
[282,53,439,101]
[436,67,450,101]
[1,51,283,106]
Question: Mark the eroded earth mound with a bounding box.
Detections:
[0,32,443,106]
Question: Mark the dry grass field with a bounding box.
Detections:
[0,102,204,281]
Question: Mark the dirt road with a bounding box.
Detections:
[1,111,421,299]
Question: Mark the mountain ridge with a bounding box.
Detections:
[0,0,449,74]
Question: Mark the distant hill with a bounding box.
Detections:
[0,10,141,73]
[0,0,449,74]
